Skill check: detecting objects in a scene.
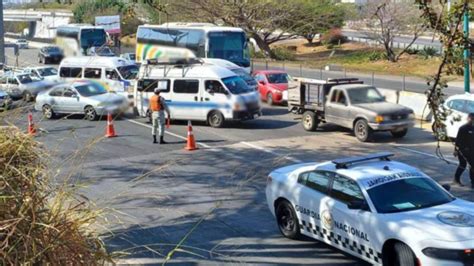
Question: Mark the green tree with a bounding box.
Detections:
[292,0,345,44]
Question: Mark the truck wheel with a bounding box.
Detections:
[275,200,301,240]
[302,111,318,131]
[354,119,372,142]
[208,111,224,128]
[391,128,408,138]
[267,93,274,106]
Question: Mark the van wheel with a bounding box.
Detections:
[302,111,318,131]
[275,200,301,240]
[84,106,97,121]
[267,93,274,106]
[208,111,224,128]
[354,119,372,142]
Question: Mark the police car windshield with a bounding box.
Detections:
[367,178,454,214]
[222,76,253,94]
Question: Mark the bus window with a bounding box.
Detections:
[84,68,102,79]
[137,27,205,57]
[80,28,107,49]
[174,80,199,94]
[208,31,249,68]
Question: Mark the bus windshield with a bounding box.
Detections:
[80,29,107,49]
[208,32,250,68]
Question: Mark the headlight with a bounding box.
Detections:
[437,211,474,227]
[408,113,415,119]
[422,247,473,260]
[375,115,384,123]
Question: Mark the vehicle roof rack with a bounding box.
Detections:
[326,78,361,84]
[332,152,394,169]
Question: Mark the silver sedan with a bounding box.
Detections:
[35,80,129,121]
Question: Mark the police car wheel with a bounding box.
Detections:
[391,242,416,266]
[354,119,372,142]
[275,200,301,240]
[208,111,224,128]
[302,111,318,131]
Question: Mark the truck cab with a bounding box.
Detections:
[288,78,415,142]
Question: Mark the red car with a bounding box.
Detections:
[253,70,290,105]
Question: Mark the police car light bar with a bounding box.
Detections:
[332,152,394,169]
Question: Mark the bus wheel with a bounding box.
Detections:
[208,111,224,128]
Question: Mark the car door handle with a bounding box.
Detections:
[204,98,210,101]
[194,96,198,101]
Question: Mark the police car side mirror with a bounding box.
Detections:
[347,200,370,211]
[441,183,451,192]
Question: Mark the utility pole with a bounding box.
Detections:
[464,1,470,93]
[0,0,5,64]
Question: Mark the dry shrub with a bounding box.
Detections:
[0,127,110,265]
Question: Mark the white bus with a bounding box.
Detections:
[56,24,108,57]
[136,23,251,72]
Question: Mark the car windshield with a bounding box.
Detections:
[347,87,385,104]
[117,65,139,80]
[17,74,37,84]
[75,83,108,97]
[37,67,58,77]
[232,68,257,85]
[367,177,454,214]
[222,76,253,95]
[266,73,289,84]
[45,46,61,53]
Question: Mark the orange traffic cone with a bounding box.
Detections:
[105,113,117,138]
[27,112,36,136]
[185,120,198,151]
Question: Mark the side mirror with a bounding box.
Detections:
[347,200,370,211]
[442,183,451,192]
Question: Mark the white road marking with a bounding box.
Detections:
[126,119,211,148]
[240,141,303,163]
[394,146,457,164]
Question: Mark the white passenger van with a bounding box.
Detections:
[134,59,261,127]
[58,56,139,98]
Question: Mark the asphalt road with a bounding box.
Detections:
[3,47,474,265]
[7,47,467,96]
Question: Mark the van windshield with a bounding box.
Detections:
[117,65,139,80]
[222,76,252,95]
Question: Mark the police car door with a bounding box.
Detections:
[171,79,200,120]
[295,170,333,241]
[202,80,231,120]
[325,174,380,264]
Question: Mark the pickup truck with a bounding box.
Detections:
[288,78,415,142]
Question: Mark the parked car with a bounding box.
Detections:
[253,70,291,105]
[35,80,129,121]
[24,67,60,82]
[0,72,57,101]
[87,46,115,57]
[16,39,28,49]
[432,93,474,140]
[0,89,12,110]
[288,78,414,142]
[120,53,136,64]
[38,46,64,64]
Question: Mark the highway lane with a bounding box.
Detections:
[7,47,467,96]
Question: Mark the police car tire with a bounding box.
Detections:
[302,111,318,131]
[354,119,372,142]
[275,200,301,240]
[392,242,416,266]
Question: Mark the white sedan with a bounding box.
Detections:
[433,93,474,139]
[266,153,474,266]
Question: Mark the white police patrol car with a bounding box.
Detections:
[266,153,474,266]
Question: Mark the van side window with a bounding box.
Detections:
[205,80,227,94]
[8,78,18,85]
[141,79,170,93]
[84,68,102,79]
[106,69,120,81]
[60,67,82,78]
[174,79,199,94]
